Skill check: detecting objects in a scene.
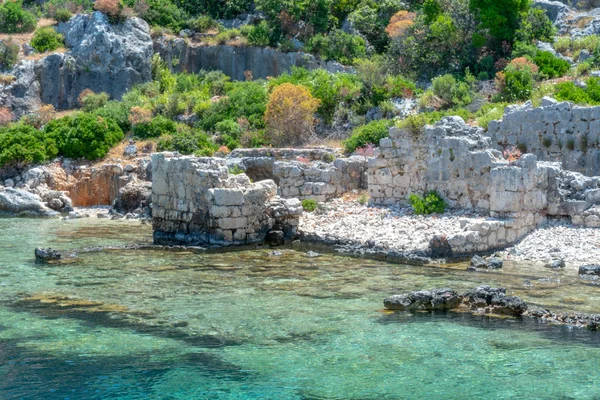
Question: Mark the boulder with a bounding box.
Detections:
[545,259,565,269]
[384,288,461,311]
[41,12,153,109]
[487,257,503,269]
[0,188,59,217]
[112,179,152,214]
[34,247,61,262]
[461,285,527,316]
[579,265,600,276]
[470,255,488,269]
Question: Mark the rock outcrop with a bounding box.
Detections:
[0,188,59,217]
[152,153,303,245]
[34,247,62,262]
[153,37,351,81]
[384,285,527,317]
[112,179,152,215]
[1,13,153,116]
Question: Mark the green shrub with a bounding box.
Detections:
[553,36,571,55]
[516,7,556,43]
[305,30,366,65]
[136,0,188,32]
[132,115,177,138]
[301,199,318,212]
[0,123,56,167]
[497,60,537,102]
[0,1,37,34]
[533,51,570,79]
[79,91,110,112]
[511,41,538,59]
[156,125,217,155]
[475,103,506,130]
[554,81,591,104]
[431,74,473,109]
[44,113,123,160]
[396,114,428,136]
[0,40,19,70]
[409,191,446,215]
[93,100,131,131]
[31,27,64,53]
[245,20,271,46]
[187,14,219,32]
[344,119,393,153]
[54,8,72,22]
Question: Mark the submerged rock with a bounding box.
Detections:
[0,188,59,218]
[383,288,461,311]
[579,265,600,276]
[34,248,61,262]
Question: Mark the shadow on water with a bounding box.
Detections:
[0,335,249,400]
[377,310,600,348]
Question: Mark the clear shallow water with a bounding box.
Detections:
[1,219,600,399]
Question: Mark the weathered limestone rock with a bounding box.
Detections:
[34,247,62,262]
[383,288,461,311]
[545,259,566,268]
[153,37,351,81]
[0,60,40,119]
[112,179,152,214]
[152,153,302,245]
[460,286,528,316]
[579,265,600,275]
[0,188,59,217]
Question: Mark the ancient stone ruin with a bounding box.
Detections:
[151,153,302,245]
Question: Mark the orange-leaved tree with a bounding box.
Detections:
[385,11,416,38]
[264,83,320,147]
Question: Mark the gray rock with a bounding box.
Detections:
[112,179,152,214]
[384,288,461,311]
[545,259,565,268]
[461,285,527,316]
[0,188,59,217]
[470,255,488,268]
[579,49,592,62]
[487,257,504,269]
[34,247,61,262]
[579,265,600,275]
[124,145,138,157]
[41,12,153,109]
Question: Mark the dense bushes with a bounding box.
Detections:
[132,115,177,138]
[305,30,366,65]
[0,123,54,167]
[0,1,37,34]
[344,119,393,153]
[533,51,570,79]
[31,27,65,53]
[44,114,124,160]
[156,125,216,155]
[554,78,600,105]
[430,74,473,109]
[496,58,538,101]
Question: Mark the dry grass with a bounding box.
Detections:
[0,18,56,47]
[92,139,157,168]
[24,47,67,61]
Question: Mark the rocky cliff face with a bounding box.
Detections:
[1,12,153,117]
[153,37,351,80]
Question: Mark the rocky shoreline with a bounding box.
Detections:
[384,286,600,331]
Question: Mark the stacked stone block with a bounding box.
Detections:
[152,153,302,245]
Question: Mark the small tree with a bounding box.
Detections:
[0,40,19,70]
[264,83,320,147]
[31,27,64,53]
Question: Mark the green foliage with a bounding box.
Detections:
[347,3,396,53]
[31,27,64,53]
[301,199,318,212]
[132,115,177,138]
[343,119,393,153]
[409,191,446,215]
[305,29,366,65]
[0,1,37,34]
[396,114,428,135]
[553,36,571,54]
[174,0,252,18]
[137,0,188,31]
[516,7,556,43]
[431,74,473,108]
[245,20,272,46]
[511,41,538,59]
[469,0,529,43]
[475,103,506,130]
[256,0,334,35]
[0,123,56,167]
[43,113,124,160]
[0,40,19,70]
[498,61,536,101]
[80,91,110,112]
[554,78,600,105]
[533,50,570,79]
[93,100,131,132]
[156,124,217,155]
[187,14,220,32]
[268,67,362,123]
[54,8,72,22]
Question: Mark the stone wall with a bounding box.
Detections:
[488,98,600,176]
[152,153,302,245]
[153,38,350,80]
[227,152,368,202]
[368,116,600,255]
[273,157,368,202]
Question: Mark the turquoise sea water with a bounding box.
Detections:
[1,218,600,399]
